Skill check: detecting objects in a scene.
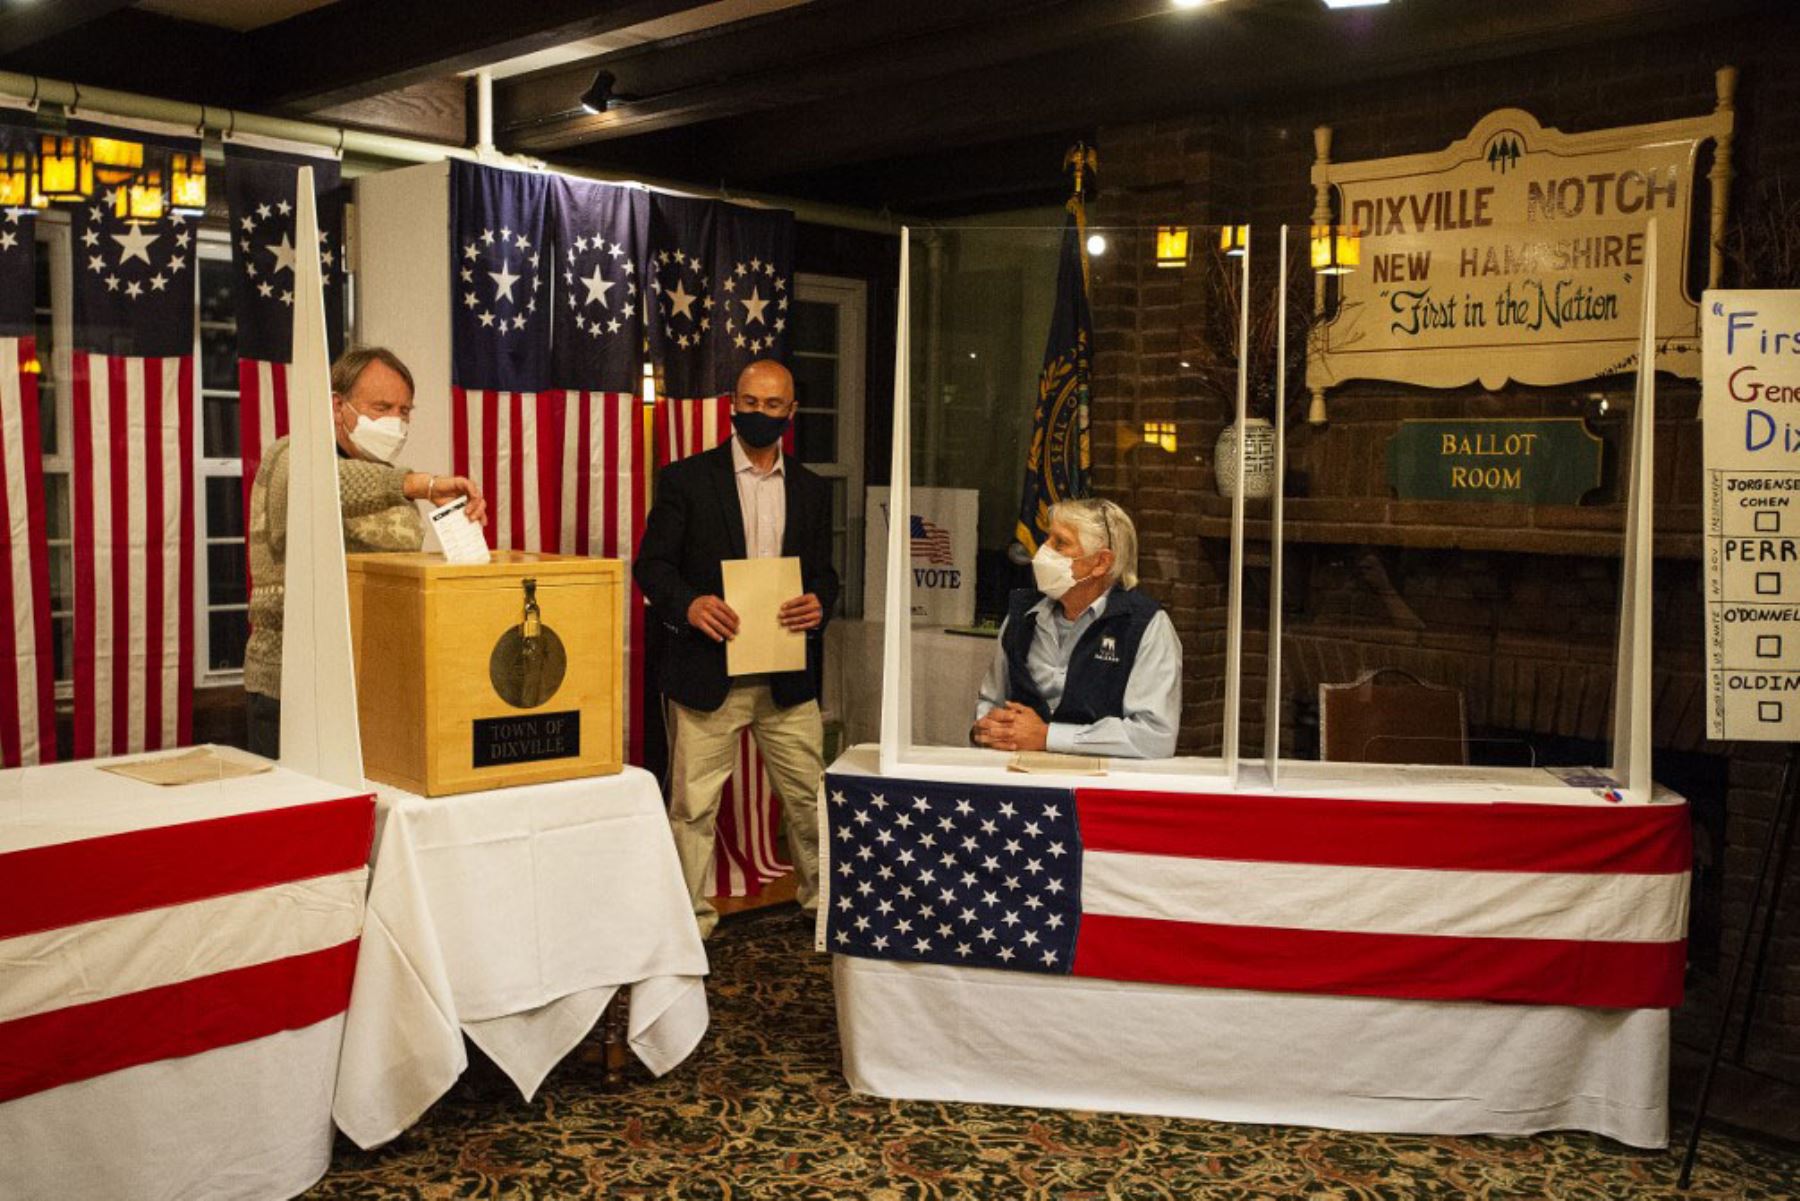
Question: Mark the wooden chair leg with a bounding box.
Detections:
[602,984,632,1091]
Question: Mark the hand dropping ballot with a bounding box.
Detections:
[429,496,491,565]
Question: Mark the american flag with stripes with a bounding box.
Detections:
[824,773,1692,1009]
[223,138,346,523]
[910,513,954,565]
[69,126,200,759]
[0,200,55,766]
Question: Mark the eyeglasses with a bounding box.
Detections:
[733,391,793,416]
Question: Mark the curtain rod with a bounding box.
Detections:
[0,69,908,236]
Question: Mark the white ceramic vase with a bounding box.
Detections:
[1214,417,1276,499]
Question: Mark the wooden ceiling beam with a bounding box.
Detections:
[497,0,1169,153]
[574,0,1761,186]
[235,0,714,112]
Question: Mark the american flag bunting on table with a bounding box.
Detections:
[0,184,56,766]
[823,775,1692,1009]
[223,138,347,522]
[0,789,375,1103]
[69,120,200,758]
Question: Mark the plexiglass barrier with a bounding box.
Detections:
[869,218,1660,797]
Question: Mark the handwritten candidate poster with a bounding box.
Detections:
[1703,291,1800,740]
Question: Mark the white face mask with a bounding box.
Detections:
[1032,543,1080,600]
[346,412,409,464]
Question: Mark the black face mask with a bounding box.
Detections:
[732,410,789,449]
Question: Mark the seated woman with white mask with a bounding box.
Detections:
[971,498,1182,759]
[242,345,487,759]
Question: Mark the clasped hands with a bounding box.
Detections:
[687,593,823,642]
[971,702,1049,753]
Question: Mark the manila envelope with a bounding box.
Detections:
[722,556,806,676]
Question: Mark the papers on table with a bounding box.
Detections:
[1007,750,1107,776]
[102,746,275,786]
[721,556,805,676]
[429,497,491,565]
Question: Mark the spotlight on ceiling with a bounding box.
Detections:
[1322,0,1389,8]
[579,70,621,115]
[1171,0,1219,8]
[1086,233,1108,257]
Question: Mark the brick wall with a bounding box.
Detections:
[1087,9,1800,1081]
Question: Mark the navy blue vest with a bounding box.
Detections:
[1001,586,1161,726]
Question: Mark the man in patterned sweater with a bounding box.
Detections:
[243,346,486,758]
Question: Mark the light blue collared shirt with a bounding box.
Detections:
[975,591,1182,759]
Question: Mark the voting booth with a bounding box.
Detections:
[347,551,626,796]
[818,216,1696,1149]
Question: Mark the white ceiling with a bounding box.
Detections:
[135,0,340,31]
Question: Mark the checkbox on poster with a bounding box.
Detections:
[1755,511,1783,533]
[1758,634,1783,658]
[1757,572,1782,596]
[1760,700,1784,723]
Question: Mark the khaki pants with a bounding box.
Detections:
[668,683,824,939]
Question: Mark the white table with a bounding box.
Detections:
[0,748,373,1201]
[824,619,995,746]
[826,745,1682,1149]
[332,767,711,1149]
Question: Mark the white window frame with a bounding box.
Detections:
[37,216,74,701]
[194,233,245,687]
[793,272,867,616]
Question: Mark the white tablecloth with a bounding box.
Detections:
[826,746,1675,1148]
[332,768,711,1149]
[0,749,371,1201]
[824,620,995,747]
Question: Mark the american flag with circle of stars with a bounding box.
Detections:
[720,256,789,357]
[71,187,195,357]
[823,775,1083,974]
[224,145,346,364]
[450,162,551,393]
[644,190,793,399]
[224,144,349,534]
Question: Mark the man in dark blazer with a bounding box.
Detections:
[635,359,840,938]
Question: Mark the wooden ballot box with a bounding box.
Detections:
[346,551,624,796]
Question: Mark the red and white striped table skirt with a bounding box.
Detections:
[0,749,374,1201]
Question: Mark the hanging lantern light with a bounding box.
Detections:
[1218,224,1250,257]
[1154,225,1191,269]
[118,168,166,221]
[35,134,90,203]
[88,136,143,188]
[1310,223,1361,275]
[169,150,206,215]
[0,145,31,210]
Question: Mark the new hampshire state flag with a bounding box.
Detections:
[1014,210,1093,555]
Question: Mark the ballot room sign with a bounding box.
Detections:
[1703,290,1800,740]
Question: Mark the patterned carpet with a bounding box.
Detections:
[313,910,1799,1199]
